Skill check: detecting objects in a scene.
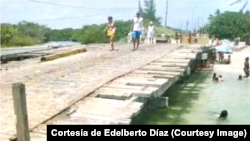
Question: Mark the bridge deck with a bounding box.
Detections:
[30,44,202,139]
[0,43,202,140]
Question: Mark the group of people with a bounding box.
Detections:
[218,53,231,64]
[103,12,154,51]
[133,21,155,44]
[212,57,249,83]
[213,73,223,83]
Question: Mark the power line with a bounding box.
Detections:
[27,0,137,10]
[29,9,135,22]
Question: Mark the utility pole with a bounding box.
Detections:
[165,0,169,27]
[197,17,200,32]
[138,0,141,12]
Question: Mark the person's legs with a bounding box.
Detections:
[245,69,249,78]
[109,35,115,51]
[136,31,140,50]
[132,31,136,51]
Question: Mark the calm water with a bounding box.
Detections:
[133,70,250,125]
[1,41,81,56]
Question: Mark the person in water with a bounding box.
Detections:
[104,16,116,51]
[239,75,243,80]
[244,57,249,78]
[225,55,231,64]
[219,110,228,119]
[218,75,223,82]
[213,73,217,81]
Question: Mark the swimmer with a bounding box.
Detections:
[239,75,242,80]
[218,75,223,82]
[213,73,216,81]
[219,110,228,119]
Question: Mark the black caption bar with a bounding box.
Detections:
[47,125,249,139]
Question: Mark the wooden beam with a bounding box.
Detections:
[12,83,30,141]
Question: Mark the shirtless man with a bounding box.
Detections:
[130,12,143,51]
[244,57,249,78]
[104,16,116,51]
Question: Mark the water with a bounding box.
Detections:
[133,70,250,125]
[1,41,81,56]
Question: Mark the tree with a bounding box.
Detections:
[208,14,214,21]
[215,9,220,16]
[142,0,162,25]
[245,10,250,15]
[206,11,250,40]
[138,0,143,14]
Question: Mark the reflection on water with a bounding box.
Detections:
[133,70,250,125]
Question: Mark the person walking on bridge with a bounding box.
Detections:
[131,12,143,51]
[147,21,155,44]
[104,16,116,51]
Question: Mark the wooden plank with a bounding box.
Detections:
[113,77,168,87]
[177,50,201,53]
[74,107,135,120]
[74,99,142,118]
[96,87,154,98]
[164,54,197,59]
[104,82,159,91]
[157,59,190,63]
[126,73,176,80]
[76,100,143,111]
[141,65,185,72]
[76,98,143,111]
[74,105,138,119]
[70,113,131,124]
[133,70,181,76]
[104,83,145,90]
[52,116,114,124]
[150,62,188,67]
[79,97,143,107]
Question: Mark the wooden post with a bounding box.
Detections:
[12,83,30,141]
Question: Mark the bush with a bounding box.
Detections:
[8,35,41,46]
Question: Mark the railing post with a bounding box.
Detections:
[12,83,30,141]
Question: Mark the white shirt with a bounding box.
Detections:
[148,25,154,33]
[133,17,143,31]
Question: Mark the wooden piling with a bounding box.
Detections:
[12,83,30,141]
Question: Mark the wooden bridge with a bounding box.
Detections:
[0,43,203,141]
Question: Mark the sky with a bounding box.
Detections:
[0,0,249,30]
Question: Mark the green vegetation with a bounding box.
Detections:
[204,9,250,41]
[0,0,179,48]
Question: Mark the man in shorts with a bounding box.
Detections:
[130,12,143,51]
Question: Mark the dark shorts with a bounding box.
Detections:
[132,31,141,39]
